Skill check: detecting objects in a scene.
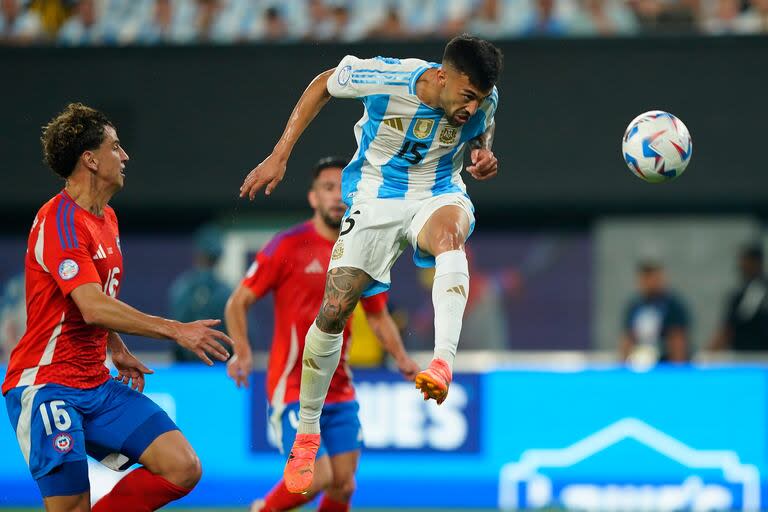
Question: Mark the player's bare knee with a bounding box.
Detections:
[317,306,346,333]
[329,476,356,501]
[162,449,202,489]
[179,452,202,488]
[44,492,90,512]
[318,299,354,333]
[431,230,465,255]
[314,469,333,492]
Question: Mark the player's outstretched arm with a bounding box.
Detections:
[70,283,233,366]
[224,284,258,388]
[107,331,153,392]
[466,122,498,181]
[366,308,420,381]
[240,68,335,200]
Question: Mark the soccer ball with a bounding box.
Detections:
[622,110,692,183]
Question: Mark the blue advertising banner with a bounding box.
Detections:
[249,369,481,454]
[1,365,766,509]
[489,368,767,511]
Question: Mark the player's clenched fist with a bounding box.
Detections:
[172,319,234,366]
[240,152,287,200]
[466,148,498,181]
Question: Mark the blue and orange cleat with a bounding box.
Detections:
[283,433,321,494]
[414,358,452,405]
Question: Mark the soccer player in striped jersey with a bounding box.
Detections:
[225,157,419,512]
[239,35,503,493]
[3,103,233,511]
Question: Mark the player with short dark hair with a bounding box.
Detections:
[3,103,233,512]
[226,156,419,512]
[239,35,503,494]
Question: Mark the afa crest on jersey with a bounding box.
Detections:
[413,119,435,139]
[439,126,458,144]
[331,241,344,260]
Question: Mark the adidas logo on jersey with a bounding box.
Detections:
[304,259,324,274]
[92,245,107,260]
[383,118,404,132]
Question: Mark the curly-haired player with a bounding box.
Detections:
[3,103,233,512]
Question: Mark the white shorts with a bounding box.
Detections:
[328,193,475,297]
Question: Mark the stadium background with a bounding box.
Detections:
[2,0,768,510]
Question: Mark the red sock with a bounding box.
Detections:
[260,479,313,511]
[318,495,350,512]
[92,467,191,512]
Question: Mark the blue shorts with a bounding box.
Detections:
[269,400,362,459]
[4,379,178,497]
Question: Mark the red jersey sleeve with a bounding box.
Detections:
[361,292,388,314]
[241,237,285,298]
[40,208,101,296]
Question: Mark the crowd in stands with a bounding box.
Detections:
[1,0,767,46]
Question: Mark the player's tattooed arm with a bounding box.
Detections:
[316,267,372,333]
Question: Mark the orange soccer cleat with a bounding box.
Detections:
[414,358,452,405]
[283,433,321,494]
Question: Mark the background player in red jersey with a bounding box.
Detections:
[225,157,420,512]
[2,103,234,512]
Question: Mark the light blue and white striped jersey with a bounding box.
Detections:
[327,55,498,204]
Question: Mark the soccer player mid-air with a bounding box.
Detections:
[226,156,420,512]
[240,35,503,493]
[2,103,234,512]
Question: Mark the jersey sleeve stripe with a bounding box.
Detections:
[34,218,50,272]
[55,198,68,249]
[352,75,411,82]
[62,201,74,249]
[351,79,409,86]
[408,63,440,95]
[67,201,78,248]
[354,69,411,74]
[408,66,427,94]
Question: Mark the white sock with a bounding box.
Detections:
[297,321,343,434]
[432,250,469,372]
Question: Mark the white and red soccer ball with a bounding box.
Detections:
[622,110,693,183]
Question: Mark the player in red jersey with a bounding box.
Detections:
[225,157,419,512]
[2,103,233,512]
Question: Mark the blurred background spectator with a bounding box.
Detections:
[701,0,743,33]
[628,0,699,34]
[466,0,525,39]
[1,0,764,46]
[168,225,232,362]
[0,0,44,44]
[57,0,113,45]
[619,261,690,365]
[521,0,572,37]
[709,244,768,352]
[0,272,25,363]
[570,0,639,36]
[735,0,768,33]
